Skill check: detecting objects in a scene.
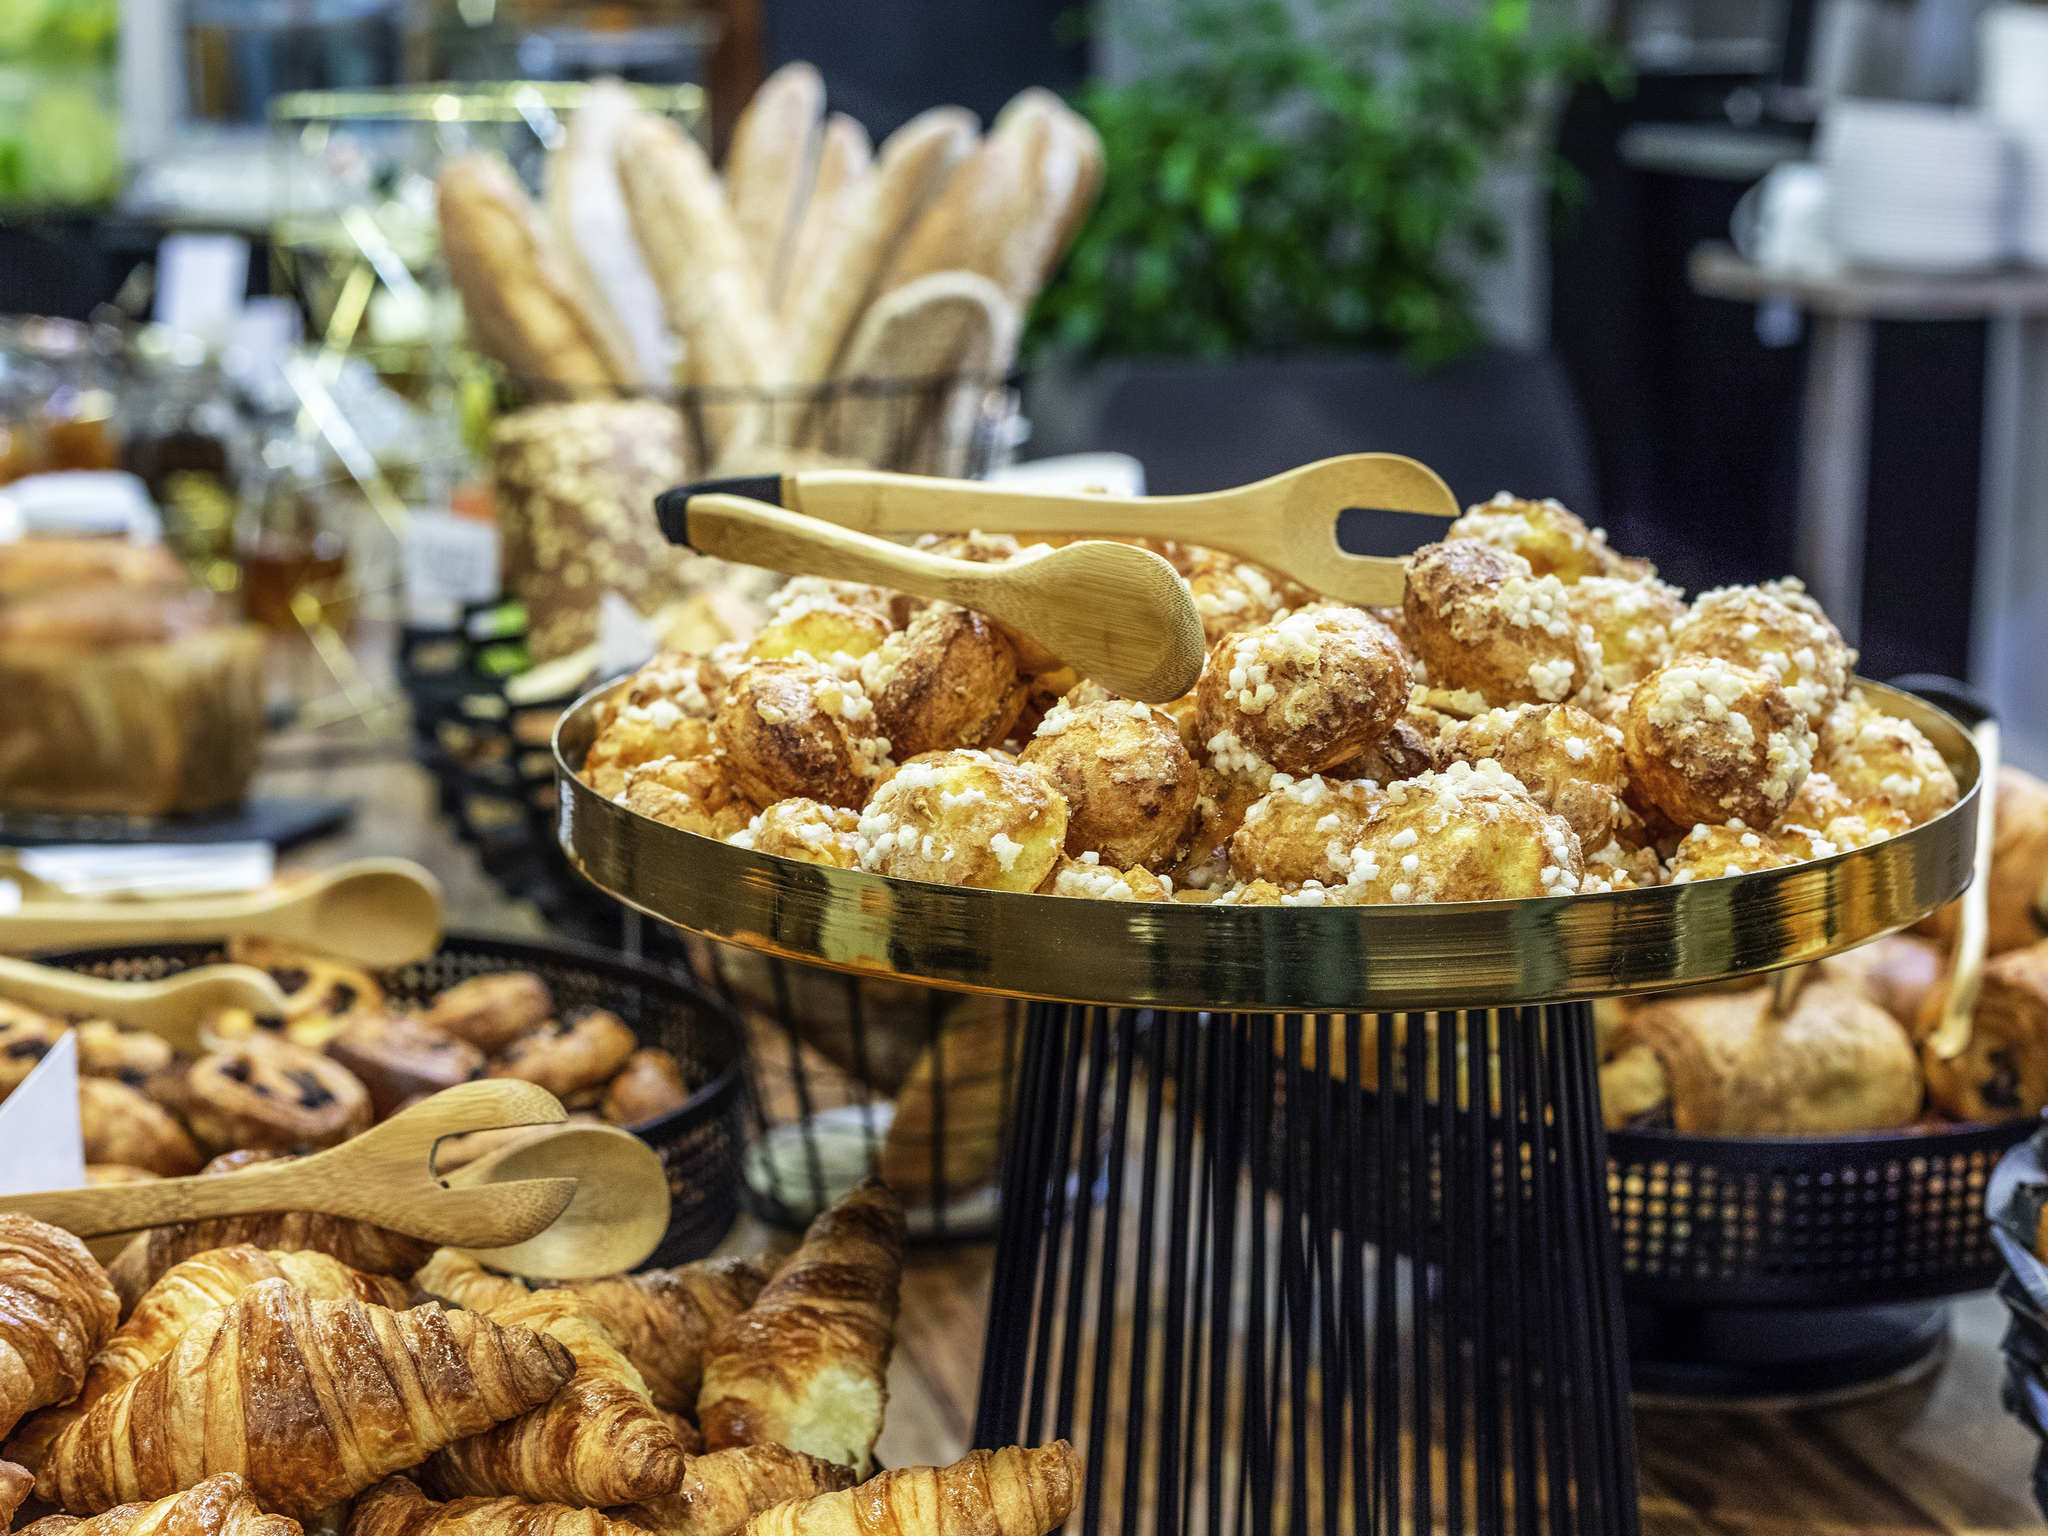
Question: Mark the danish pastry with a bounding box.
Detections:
[1670,579,1853,727]
[1820,701,1959,826]
[1617,980,1920,1134]
[1334,759,1585,904]
[1665,822,1796,885]
[220,938,383,1049]
[0,1004,63,1102]
[489,1010,640,1101]
[603,1048,692,1126]
[717,659,894,811]
[76,1079,201,1178]
[1046,856,1172,902]
[855,751,1068,891]
[621,753,756,841]
[1446,492,1638,582]
[1435,703,1628,849]
[1183,550,1310,644]
[326,1014,485,1119]
[1194,608,1411,775]
[71,1022,175,1095]
[1020,696,1197,870]
[1922,939,2048,1120]
[588,709,718,802]
[1924,766,2048,954]
[181,1039,373,1154]
[423,972,555,1055]
[1401,540,1601,706]
[728,798,861,867]
[1622,657,1813,829]
[1566,575,1684,691]
[860,604,1025,760]
[1227,775,1383,888]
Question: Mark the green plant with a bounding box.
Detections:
[1030,0,1620,366]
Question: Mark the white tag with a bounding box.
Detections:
[595,591,659,679]
[0,1032,85,1196]
[402,510,501,626]
[155,233,251,347]
[19,842,273,899]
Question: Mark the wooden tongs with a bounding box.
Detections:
[655,454,1461,704]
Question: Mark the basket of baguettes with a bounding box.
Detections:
[435,64,1099,481]
[0,1177,1081,1536]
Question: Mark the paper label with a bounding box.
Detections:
[0,1032,84,1196]
[402,510,501,627]
[155,233,251,346]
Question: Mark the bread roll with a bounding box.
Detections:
[437,152,625,392]
[1923,767,2048,956]
[1818,933,1946,1034]
[616,114,786,457]
[782,106,978,396]
[775,112,872,317]
[722,62,826,298]
[547,80,678,391]
[1616,981,1922,1134]
[819,270,1017,471]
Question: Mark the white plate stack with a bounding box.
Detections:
[1981,3,2048,265]
[1820,99,2014,272]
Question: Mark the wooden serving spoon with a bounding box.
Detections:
[444,1122,671,1278]
[655,492,1204,703]
[668,453,1462,607]
[0,955,288,1054]
[0,1081,575,1246]
[0,858,444,968]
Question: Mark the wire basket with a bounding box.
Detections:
[1987,1119,2048,1519]
[679,937,1024,1243]
[34,932,748,1266]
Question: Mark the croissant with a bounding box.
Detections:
[561,1259,770,1414]
[413,1251,531,1314]
[426,1289,682,1506]
[697,1179,905,1474]
[626,1447,855,1536]
[738,1444,1080,1536]
[7,1246,411,1472]
[0,1216,119,1443]
[16,1474,299,1536]
[2,1459,29,1533]
[349,1476,638,1536]
[105,1154,433,1315]
[38,1278,574,1519]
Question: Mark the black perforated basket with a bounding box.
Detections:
[34,932,748,1266]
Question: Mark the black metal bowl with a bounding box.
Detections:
[34,931,748,1267]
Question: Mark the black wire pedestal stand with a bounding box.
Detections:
[974,1003,1636,1536]
[555,678,1981,1536]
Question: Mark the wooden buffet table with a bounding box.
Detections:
[266,740,2047,1536]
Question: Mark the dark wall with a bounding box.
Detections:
[765,0,1084,136]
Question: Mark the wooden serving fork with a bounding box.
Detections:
[0,1081,577,1246]
[665,452,1462,608]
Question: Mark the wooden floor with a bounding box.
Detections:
[283,744,2048,1536]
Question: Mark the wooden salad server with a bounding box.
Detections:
[0,955,288,1054]
[666,452,1462,607]
[0,1081,577,1246]
[0,858,444,968]
[655,490,1205,703]
[443,1121,672,1278]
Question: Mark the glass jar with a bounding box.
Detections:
[123,329,242,574]
[239,436,354,635]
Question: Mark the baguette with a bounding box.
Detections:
[775,113,872,317]
[991,88,1103,298]
[820,270,1017,472]
[783,106,978,397]
[437,152,626,393]
[616,114,787,457]
[547,80,680,391]
[723,62,826,297]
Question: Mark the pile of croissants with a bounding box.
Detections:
[0,1179,1078,1536]
[437,64,1100,473]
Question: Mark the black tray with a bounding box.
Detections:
[34,932,748,1267]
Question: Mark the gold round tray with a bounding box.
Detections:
[555,680,1980,1012]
